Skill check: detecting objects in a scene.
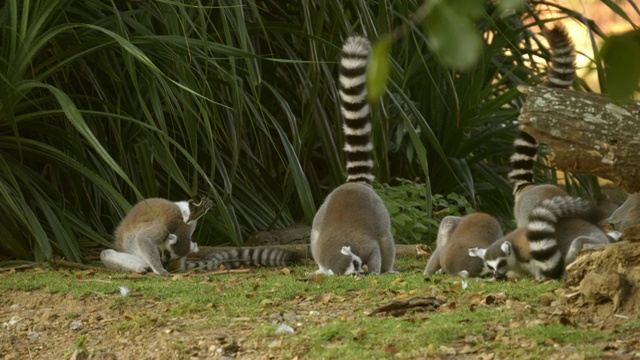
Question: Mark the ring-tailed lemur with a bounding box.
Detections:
[509,22,577,227]
[101,197,298,275]
[424,213,503,277]
[310,35,397,275]
[101,197,213,275]
[469,196,613,280]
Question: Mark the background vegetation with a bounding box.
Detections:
[1,0,637,262]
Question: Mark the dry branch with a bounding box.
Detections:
[517,86,640,192]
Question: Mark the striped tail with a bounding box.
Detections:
[509,24,576,196]
[543,22,576,89]
[526,196,593,279]
[338,36,374,184]
[508,131,538,195]
[184,248,297,271]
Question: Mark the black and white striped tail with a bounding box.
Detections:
[543,22,576,89]
[508,131,538,195]
[339,36,374,184]
[509,24,576,196]
[526,196,593,279]
[185,248,297,271]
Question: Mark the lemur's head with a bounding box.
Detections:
[158,234,199,264]
[340,246,364,275]
[469,241,515,280]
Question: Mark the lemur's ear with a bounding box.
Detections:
[468,247,486,259]
[341,246,353,257]
[501,241,512,256]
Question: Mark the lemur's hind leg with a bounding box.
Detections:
[100,250,148,273]
[424,216,461,275]
[565,235,610,265]
[187,197,213,223]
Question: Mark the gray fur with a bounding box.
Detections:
[184,247,297,271]
[424,213,503,277]
[311,183,395,275]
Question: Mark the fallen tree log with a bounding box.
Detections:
[517,85,640,193]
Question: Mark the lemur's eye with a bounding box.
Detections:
[498,260,506,269]
[352,260,360,269]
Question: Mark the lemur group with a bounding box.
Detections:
[100,23,621,282]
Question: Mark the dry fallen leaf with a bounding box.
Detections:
[415,244,431,257]
[439,345,456,355]
[369,296,445,317]
[383,345,399,354]
[314,293,332,304]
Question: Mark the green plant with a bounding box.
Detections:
[1,0,632,261]
[376,179,475,245]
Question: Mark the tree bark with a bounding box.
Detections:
[517,85,640,193]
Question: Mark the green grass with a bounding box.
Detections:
[2,259,636,359]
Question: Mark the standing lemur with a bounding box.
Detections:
[468,23,615,280]
[310,35,397,275]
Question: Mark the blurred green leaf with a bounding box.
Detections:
[497,0,528,13]
[368,35,393,103]
[449,0,485,19]
[424,3,483,70]
[601,30,640,101]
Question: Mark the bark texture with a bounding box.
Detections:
[518,85,640,192]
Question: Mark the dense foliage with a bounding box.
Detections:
[0,0,631,261]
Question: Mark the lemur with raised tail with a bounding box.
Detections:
[467,24,616,280]
[423,24,582,279]
[509,22,577,226]
[101,197,297,275]
[424,213,503,278]
[310,35,397,275]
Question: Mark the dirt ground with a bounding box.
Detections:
[2,227,640,359]
[1,290,232,360]
[2,256,640,360]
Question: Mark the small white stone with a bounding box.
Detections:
[275,323,295,334]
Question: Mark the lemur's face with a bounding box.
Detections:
[343,256,364,275]
[340,246,365,275]
[470,241,513,280]
[485,257,509,279]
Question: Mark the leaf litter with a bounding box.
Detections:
[2,253,640,359]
